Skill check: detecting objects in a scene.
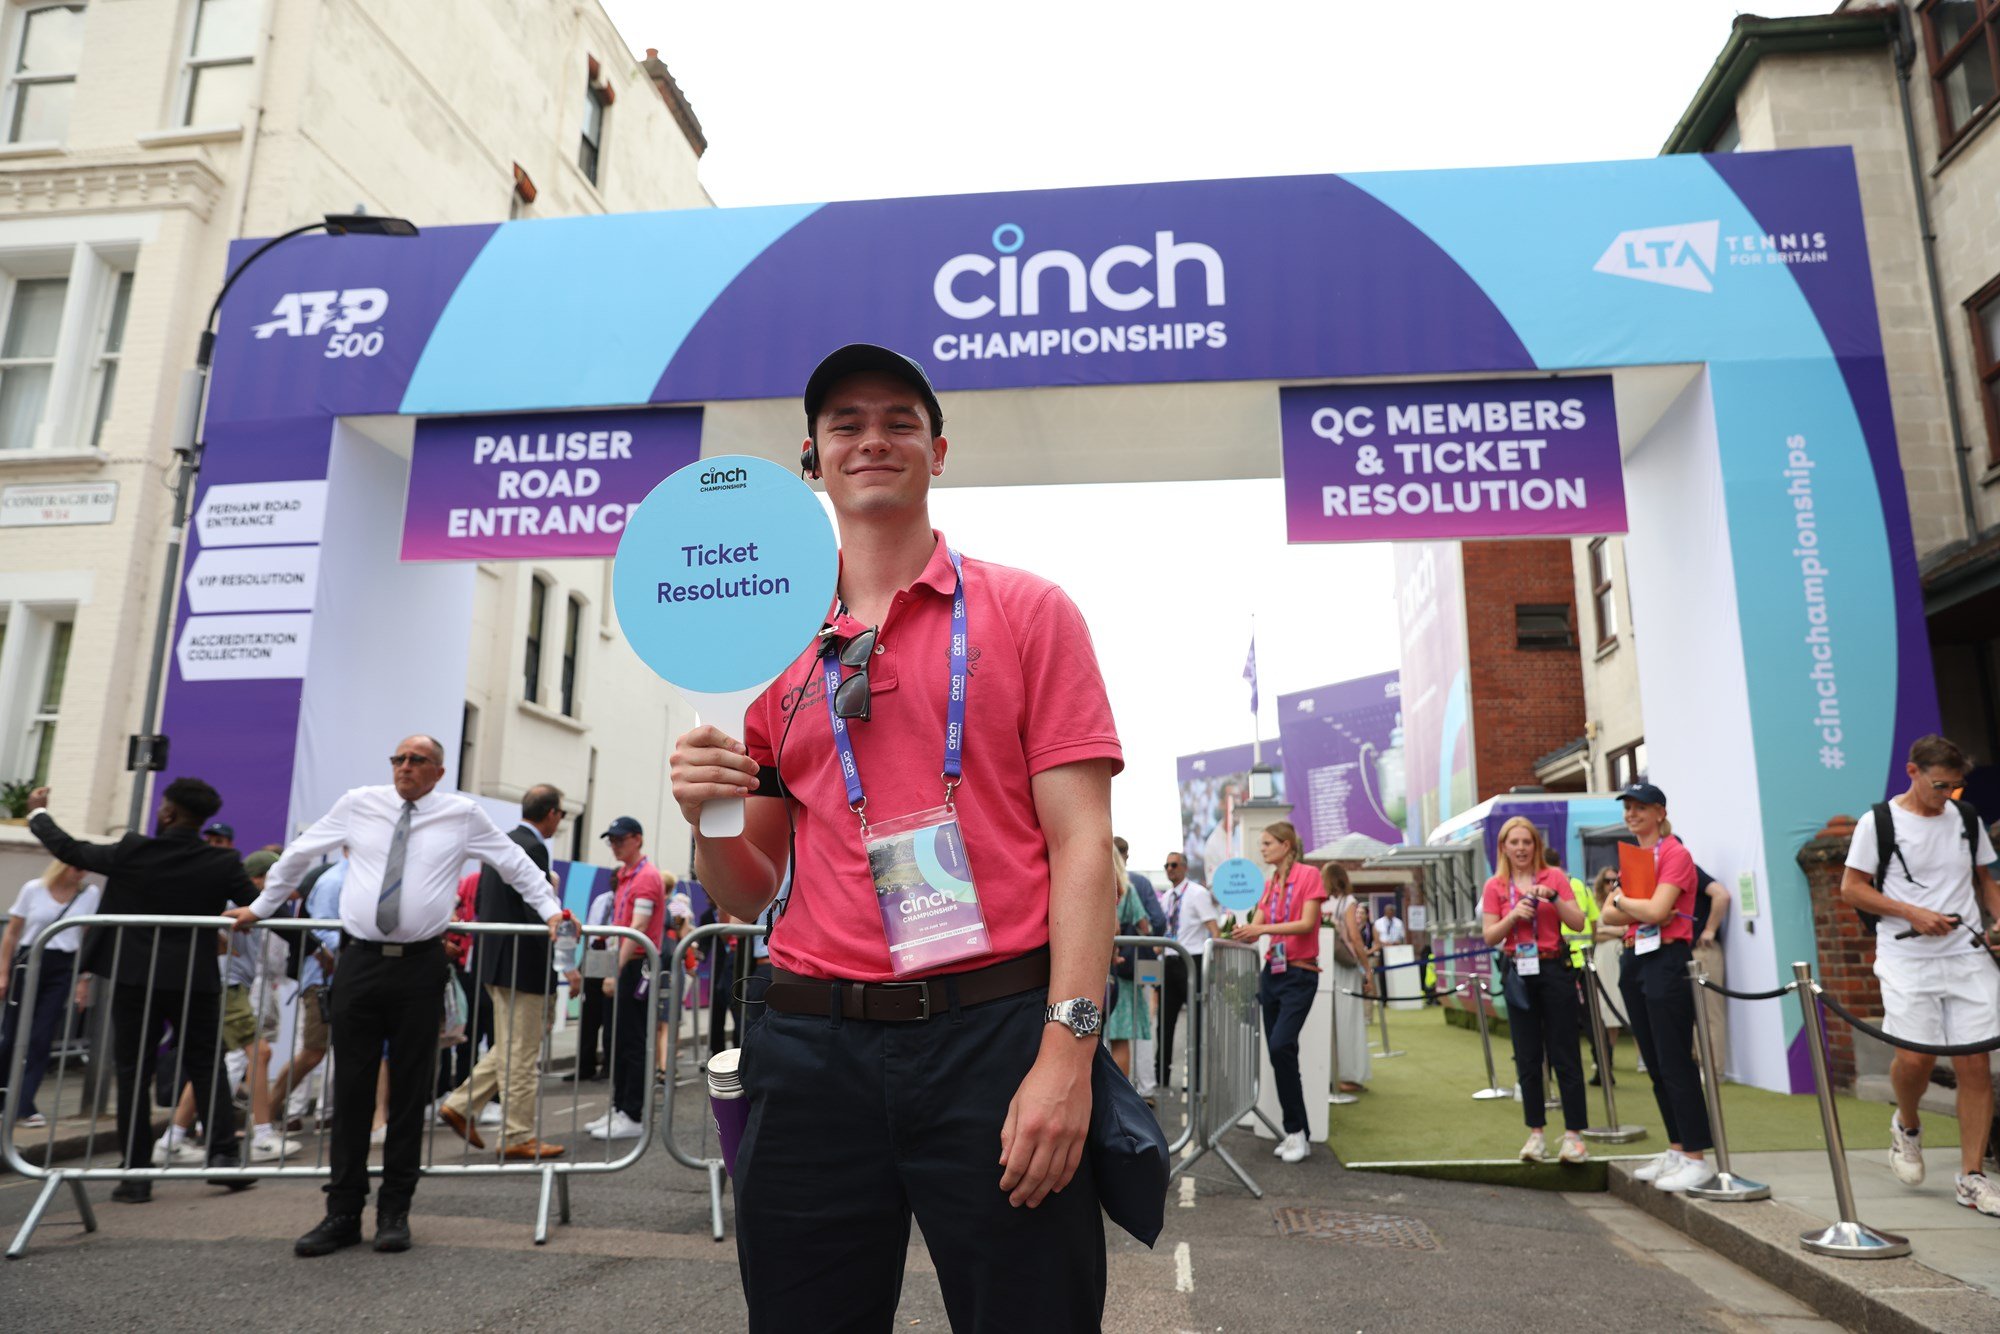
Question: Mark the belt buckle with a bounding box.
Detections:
[875,980,931,1021]
[383,943,405,958]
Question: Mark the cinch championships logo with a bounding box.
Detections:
[929,224,1227,362]
[251,288,390,358]
[1594,221,1832,295]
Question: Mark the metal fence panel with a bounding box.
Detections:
[3,913,661,1258]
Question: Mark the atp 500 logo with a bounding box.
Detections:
[251,288,390,358]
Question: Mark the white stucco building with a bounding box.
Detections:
[0,0,710,881]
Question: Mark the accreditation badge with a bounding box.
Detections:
[865,806,992,977]
[1634,923,1662,956]
[1513,940,1540,978]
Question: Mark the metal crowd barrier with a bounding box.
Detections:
[660,920,769,1242]
[2,913,660,1259]
[1170,938,1275,1199]
[658,926,1198,1241]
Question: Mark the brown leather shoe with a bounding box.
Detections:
[502,1140,566,1161]
[438,1103,483,1150]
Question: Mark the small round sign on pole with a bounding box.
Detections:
[1210,857,1265,913]
[612,455,837,838]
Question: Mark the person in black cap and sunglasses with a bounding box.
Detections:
[670,344,1125,1330]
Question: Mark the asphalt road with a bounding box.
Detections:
[0,1082,1835,1332]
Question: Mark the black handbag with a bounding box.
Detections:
[1500,959,1533,1013]
[1089,1041,1169,1247]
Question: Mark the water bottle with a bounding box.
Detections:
[553,911,580,974]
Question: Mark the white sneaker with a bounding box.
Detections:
[1558,1132,1589,1164]
[478,1102,504,1127]
[248,1133,302,1162]
[151,1137,204,1167]
[588,1110,643,1141]
[1956,1172,2000,1217]
[1632,1149,1684,1182]
[1279,1132,1310,1164]
[1519,1130,1546,1162]
[1272,1132,1289,1158]
[1889,1112,1924,1186]
[583,1111,612,1133]
[17,1111,46,1130]
[1656,1156,1717,1193]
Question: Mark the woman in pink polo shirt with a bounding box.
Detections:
[1601,782,1714,1193]
[1232,820,1325,1165]
[1480,816,1589,1165]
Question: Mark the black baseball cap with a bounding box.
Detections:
[1618,782,1668,807]
[803,343,943,434]
[203,822,235,839]
[600,816,643,840]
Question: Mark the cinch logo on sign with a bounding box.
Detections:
[251,288,390,357]
[1592,222,1720,294]
[931,225,1228,363]
[699,466,749,492]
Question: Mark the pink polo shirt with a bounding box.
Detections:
[1480,868,1576,954]
[1257,863,1328,965]
[744,533,1123,982]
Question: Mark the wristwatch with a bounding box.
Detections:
[1045,996,1103,1038]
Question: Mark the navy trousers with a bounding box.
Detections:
[1620,943,1713,1153]
[733,987,1106,1333]
[1258,965,1318,1136]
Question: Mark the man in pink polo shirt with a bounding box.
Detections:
[670,344,1121,1330]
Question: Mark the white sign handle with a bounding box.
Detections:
[679,685,770,841]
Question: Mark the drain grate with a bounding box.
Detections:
[1273,1207,1441,1251]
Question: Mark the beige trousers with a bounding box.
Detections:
[1691,939,1729,1077]
[441,984,552,1148]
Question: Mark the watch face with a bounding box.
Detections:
[1070,997,1101,1035]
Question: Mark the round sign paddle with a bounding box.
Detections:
[1209,857,1265,913]
[612,455,838,838]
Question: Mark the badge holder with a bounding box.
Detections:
[861,787,991,978]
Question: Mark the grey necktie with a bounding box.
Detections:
[377,801,415,936]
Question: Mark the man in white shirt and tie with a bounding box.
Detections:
[228,734,565,1258]
[1157,851,1218,1091]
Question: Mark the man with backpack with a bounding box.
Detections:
[1840,734,2000,1218]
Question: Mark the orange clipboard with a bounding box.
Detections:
[1617,842,1656,904]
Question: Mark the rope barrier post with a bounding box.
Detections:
[1684,962,1768,1202]
[1791,961,1910,1259]
[1467,974,1512,1101]
[1370,960,1404,1059]
[1580,951,1645,1143]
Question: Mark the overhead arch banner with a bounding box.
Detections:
[170,147,1937,1098]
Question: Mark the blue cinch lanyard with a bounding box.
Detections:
[823,549,968,831]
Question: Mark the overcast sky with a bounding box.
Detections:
[597,0,1831,873]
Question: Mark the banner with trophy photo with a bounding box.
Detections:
[1274,671,1404,856]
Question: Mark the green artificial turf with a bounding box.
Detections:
[1327,1003,1957,1174]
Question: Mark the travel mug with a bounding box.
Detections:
[707,1048,749,1177]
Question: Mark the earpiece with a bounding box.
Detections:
[800,441,821,481]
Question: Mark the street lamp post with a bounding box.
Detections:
[124,213,419,833]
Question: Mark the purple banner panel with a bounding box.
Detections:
[1394,542,1473,844]
[1174,740,1283,888]
[1281,376,1625,543]
[1274,671,1404,856]
[400,407,702,561]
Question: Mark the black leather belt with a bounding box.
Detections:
[342,935,443,958]
[765,948,1050,1022]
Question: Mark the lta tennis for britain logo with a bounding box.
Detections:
[1594,221,1832,295]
